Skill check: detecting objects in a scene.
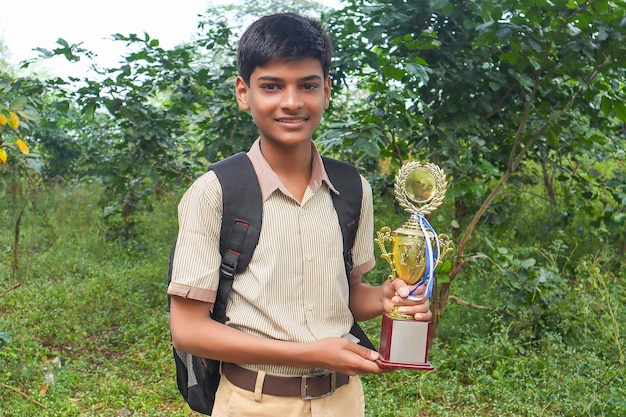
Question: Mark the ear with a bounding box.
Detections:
[323,76,331,110]
[235,76,250,111]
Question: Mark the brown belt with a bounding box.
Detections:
[222,362,350,399]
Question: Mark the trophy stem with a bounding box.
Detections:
[389,305,414,320]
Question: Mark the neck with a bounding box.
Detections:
[259,139,313,202]
[259,139,313,177]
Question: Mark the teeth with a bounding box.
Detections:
[279,119,305,123]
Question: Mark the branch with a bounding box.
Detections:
[0,382,46,408]
[153,164,195,183]
[450,8,607,282]
[448,295,493,311]
[484,84,516,120]
[13,205,26,271]
[153,141,196,184]
[0,283,21,299]
[448,295,518,319]
[388,128,403,163]
[509,3,591,171]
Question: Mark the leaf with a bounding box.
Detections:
[436,273,450,284]
[475,21,495,31]
[405,63,430,83]
[588,134,606,146]
[600,96,612,116]
[8,111,19,129]
[520,258,536,268]
[0,148,7,163]
[39,382,50,396]
[613,102,626,122]
[430,0,448,11]
[11,96,27,110]
[528,38,542,53]
[83,102,97,120]
[16,139,29,154]
[437,260,453,273]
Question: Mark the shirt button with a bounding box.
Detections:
[300,209,306,216]
[306,254,312,261]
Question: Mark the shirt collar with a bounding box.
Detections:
[247,138,339,201]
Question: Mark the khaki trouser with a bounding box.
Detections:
[211,373,365,417]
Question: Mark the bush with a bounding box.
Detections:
[1,181,624,416]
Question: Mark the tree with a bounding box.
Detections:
[327,0,626,337]
[30,0,336,240]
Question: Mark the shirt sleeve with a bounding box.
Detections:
[167,171,223,303]
[349,175,376,284]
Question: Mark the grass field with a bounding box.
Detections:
[1,183,624,416]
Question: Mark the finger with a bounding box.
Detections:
[392,293,426,305]
[397,283,429,301]
[397,297,429,311]
[382,278,398,298]
[395,285,409,298]
[390,279,413,297]
[345,339,380,361]
[413,310,432,321]
[358,348,379,361]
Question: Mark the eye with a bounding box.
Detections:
[301,84,319,90]
[261,84,281,91]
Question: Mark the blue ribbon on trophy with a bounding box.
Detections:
[407,213,440,301]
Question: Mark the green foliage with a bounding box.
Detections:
[0,184,183,415]
[323,0,626,336]
[326,0,626,216]
[0,74,43,172]
[2,1,625,414]
[24,0,338,243]
[1,184,625,415]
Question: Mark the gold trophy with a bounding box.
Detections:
[375,161,452,370]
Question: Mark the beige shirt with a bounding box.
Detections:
[168,140,375,375]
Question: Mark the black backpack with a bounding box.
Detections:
[167,152,375,415]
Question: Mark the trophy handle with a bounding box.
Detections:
[436,233,454,265]
[375,227,396,281]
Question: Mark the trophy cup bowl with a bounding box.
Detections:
[375,162,452,370]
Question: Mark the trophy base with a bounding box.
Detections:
[378,313,434,371]
[376,358,435,371]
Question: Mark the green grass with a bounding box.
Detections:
[1,183,624,416]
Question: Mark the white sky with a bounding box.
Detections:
[0,0,212,77]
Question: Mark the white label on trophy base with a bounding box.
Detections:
[388,320,429,363]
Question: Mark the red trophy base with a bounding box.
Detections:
[377,313,434,371]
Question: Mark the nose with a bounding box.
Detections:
[280,86,303,111]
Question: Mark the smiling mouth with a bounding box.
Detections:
[277,118,308,124]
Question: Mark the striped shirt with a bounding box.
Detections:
[168,139,375,375]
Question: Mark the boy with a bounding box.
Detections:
[168,12,432,416]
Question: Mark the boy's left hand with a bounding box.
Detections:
[382,278,432,321]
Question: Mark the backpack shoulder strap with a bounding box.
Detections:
[321,156,362,278]
[322,157,376,351]
[209,152,263,323]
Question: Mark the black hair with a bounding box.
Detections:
[237,13,333,85]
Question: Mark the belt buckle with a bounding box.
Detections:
[301,371,336,400]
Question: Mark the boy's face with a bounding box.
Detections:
[236,57,331,149]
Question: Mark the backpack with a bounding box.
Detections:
[167,152,375,415]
